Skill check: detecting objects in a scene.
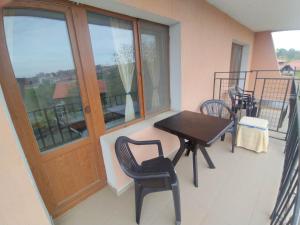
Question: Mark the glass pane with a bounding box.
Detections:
[87,12,140,129]
[140,21,170,116]
[4,8,88,152]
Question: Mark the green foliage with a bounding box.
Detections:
[276,48,300,61]
[23,80,55,112]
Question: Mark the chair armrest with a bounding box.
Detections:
[128,139,164,157]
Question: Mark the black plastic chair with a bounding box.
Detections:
[115,136,181,225]
[200,99,237,153]
[229,87,257,117]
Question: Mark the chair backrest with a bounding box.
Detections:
[200,99,233,120]
[115,136,140,178]
[228,87,237,102]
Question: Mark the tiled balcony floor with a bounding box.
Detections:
[55,137,285,225]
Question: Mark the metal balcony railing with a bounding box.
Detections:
[270,79,300,225]
[28,92,139,151]
[213,70,300,139]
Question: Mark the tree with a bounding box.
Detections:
[276,48,300,61]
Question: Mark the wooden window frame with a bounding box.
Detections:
[80,5,146,133]
[0,0,110,215]
[137,19,171,118]
[0,0,171,135]
[0,0,172,216]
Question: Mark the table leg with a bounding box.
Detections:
[172,137,186,166]
[192,144,198,187]
[185,140,192,156]
[199,145,215,169]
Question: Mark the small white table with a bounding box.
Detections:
[236,116,269,153]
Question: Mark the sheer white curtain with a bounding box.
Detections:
[110,18,135,122]
[144,46,160,109]
[140,21,170,116]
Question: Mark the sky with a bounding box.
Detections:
[4,13,134,78]
[4,16,75,78]
[272,30,300,51]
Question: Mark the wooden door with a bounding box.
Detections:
[0,1,106,217]
[229,43,243,88]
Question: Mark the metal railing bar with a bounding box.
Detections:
[271,170,298,222]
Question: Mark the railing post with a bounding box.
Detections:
[253,70,258,97]
[242,71,247,91]
[44,108,56,146]
[53,106,65,143]
[32,111,46,150]
[219,78,222,100]
[277,79,291,131]
[257,78,266,118]
[291,160,300,225]
[213,72,216,99]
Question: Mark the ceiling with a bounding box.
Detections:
[207,0,300,32]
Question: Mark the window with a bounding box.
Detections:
[139,20,170,116]
[88,13,170,129]
[87,12,141,129]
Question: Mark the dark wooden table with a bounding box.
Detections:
[154,110,234,187]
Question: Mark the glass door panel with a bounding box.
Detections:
[139,20,170,116]
[3,8,88,152]
[229,43,243,88]
[87,12,140,129]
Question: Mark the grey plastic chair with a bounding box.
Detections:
[115,136,181,225]
[200,99,237,153]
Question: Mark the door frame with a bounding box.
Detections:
[76,3,146,133]
[230,41,250,89]
[0,0,107,216]
[229,42,243,88]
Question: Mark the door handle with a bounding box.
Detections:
[84,105,91,114]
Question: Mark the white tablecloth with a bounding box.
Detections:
[236,117,269,153]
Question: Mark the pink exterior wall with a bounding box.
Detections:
[249,32,285,99]
[251,31,279,72]
[117,0,255,111]
[1,0,257,213]
[2,0,290,220]
[0,86,52,225]
[96,0,256,192]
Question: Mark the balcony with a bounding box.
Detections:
[55,137,285,225]
[1,1,300,225]
[52,71,300,225]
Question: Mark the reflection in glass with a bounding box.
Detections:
[87,12,140,129]
[4,8,88,152]
[140,21,170,116]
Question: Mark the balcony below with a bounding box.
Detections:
[55,137,284,225]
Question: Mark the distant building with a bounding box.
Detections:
[281,65,294,76]
[53,80,107,101]
[277,59,299,76]
[288,60,300,70]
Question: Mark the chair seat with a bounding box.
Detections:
[141,157,177,185]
